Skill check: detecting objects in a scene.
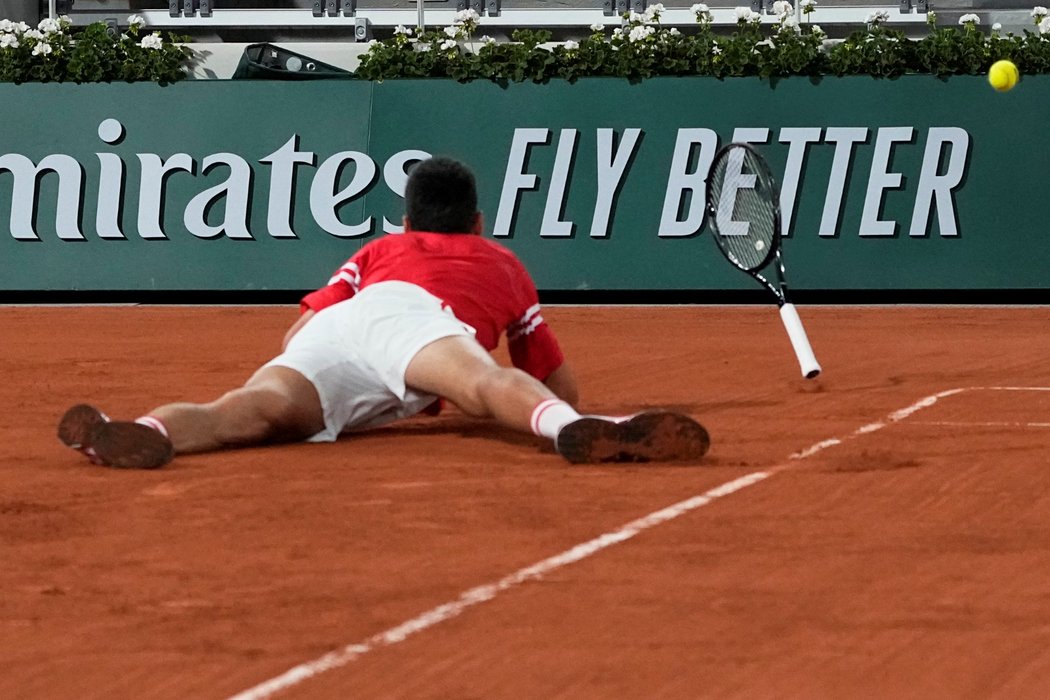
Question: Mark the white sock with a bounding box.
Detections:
[530,399,582,440]
[135,416,170,439]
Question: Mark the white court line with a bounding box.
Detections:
[228,385,1050,700]
[912,421,1050,428]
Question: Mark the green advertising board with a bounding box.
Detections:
[0,76,1046,299]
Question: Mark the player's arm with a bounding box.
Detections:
[284,250,369,350]
[543,361,579,408]
[508,303,577,407]
[282,309,315,351]
[504,254,579,404]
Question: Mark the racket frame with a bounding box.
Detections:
[704,142,821,379]
[704,142,787,304]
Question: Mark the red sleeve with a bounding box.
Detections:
[299,249,367,314]
[505,259,565,380]
[509,316,564,381]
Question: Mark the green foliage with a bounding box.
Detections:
[481,30,557,83]
[913,25,990,76]
[0,17,191,84]
[354,7,1050,84]
[1016,32,1050,73]
[760,25,828,76]
[826,25,911,77]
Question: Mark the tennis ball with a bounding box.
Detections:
[988,60,1019,92]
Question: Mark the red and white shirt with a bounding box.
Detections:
[301,232,564,381]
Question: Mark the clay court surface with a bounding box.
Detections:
[2,304,1049,699]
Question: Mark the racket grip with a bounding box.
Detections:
[779,303,822,379]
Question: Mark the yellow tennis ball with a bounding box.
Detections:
[988,60,1019,92]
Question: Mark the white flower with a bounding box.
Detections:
[0,33,19,49]
[612,27,624,38]
[481,35,496,44]
[140,32,164,49]
[690,3,709,13]
[440,38,457,50]
[1032,6,1048,21]
[32,41,52,56]
[590,22,606,32]
[393,24,413,35]
[867,9,890,25]
[958,13,980,25]
[37,18,61,34]
[734,6,752,20]
[58,15,72,28]
[811,23,824,35]
[564,39,579,50]
[454,8,479,23]
[127,14,146,29]
[772,1,793,17]
[0,20,13,33]
[779,16,800,32]
[23,28,43,40]
[16,21,30,33]
[628,24,655,41]
[712,44,722,54]
[747,9,763,23]
[643,3,665,22]
[627,10,645,24]
[992,22,1002,30]
[669,27,681,35]
[1041,16,1050,32]
[800,0,816,12]
[443,25,459,38]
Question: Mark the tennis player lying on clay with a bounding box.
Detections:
[58,157,709,469]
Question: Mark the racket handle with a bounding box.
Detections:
[779,303,822,379]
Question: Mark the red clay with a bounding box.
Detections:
[1,305,1049,699]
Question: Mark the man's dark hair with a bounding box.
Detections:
[405,157,479,233]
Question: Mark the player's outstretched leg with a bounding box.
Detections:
[555,411,710,464]
[405,336,711,464]
[57,404,174,469]
[57,367,323,469]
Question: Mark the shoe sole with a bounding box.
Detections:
[58,404,174,469]
[557,411,711,464]
[89,421,174,469]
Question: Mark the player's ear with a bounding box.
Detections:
[471,212,483,236]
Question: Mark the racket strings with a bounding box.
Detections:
[709,149,777,272]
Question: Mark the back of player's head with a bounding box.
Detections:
[405,157,478,234]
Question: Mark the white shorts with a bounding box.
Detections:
[263,280,477,442]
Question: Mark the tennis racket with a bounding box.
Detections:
[704,142,822,379]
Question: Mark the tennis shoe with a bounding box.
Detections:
[58,404,174,469]
[555,411,710,464]
[57,404,109,452]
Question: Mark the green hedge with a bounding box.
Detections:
[3,4,1050,84]
[0,15,189,83]
[356,5,1050,82]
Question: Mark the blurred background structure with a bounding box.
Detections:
[6,0,1039,77]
